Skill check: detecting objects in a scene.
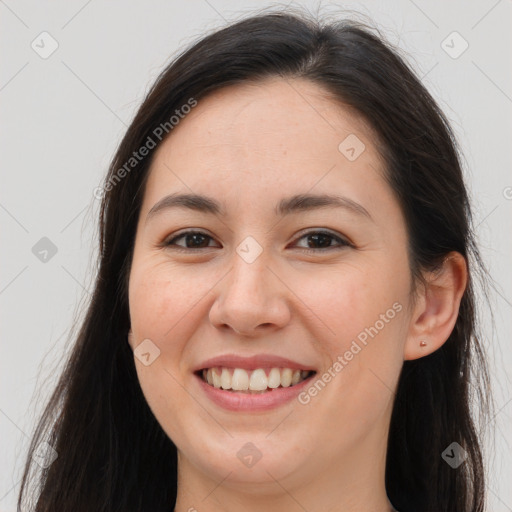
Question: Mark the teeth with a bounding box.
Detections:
[281,368,292,387]
[221,368,232,390]
[249,369,268,391]
[201,367,312,392]
[232,368,249,390]
[211,368,222,388]
[291,369,301,385]
[268,368,281,388]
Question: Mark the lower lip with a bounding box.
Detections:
[195,372,315,412]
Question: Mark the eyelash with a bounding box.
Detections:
[163,229,353,254]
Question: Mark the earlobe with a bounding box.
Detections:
[404,252,467,361]
[127,328,134,349]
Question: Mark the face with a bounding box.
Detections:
[128,78,413,491]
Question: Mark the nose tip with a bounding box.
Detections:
[209,260,291,336]
[228,322,274,336]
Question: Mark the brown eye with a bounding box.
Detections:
[165,231,217,250]
[164,229,352,253]
[293,230,352,253]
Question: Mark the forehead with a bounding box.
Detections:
[142,77,391,216]
[158,78,379,159]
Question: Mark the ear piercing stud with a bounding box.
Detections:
[420,340,427,347]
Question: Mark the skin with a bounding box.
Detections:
[127,77,467,512]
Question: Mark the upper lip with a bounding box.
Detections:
[194,354,318,373]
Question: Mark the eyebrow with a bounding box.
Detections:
[146,192,372,223]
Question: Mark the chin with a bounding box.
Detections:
[182,434,308,487]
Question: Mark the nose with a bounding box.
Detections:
[209,251,291,337]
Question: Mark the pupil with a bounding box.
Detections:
[187,234,208,248]
[308,233,331,248]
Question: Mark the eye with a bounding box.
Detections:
[163,229,353,253]
[291,230,352,253]
[164,231,218,250]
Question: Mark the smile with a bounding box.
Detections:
[199,367,315,393]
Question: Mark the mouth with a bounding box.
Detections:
[195,367,316,394]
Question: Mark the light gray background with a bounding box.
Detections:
[1,1,511,510]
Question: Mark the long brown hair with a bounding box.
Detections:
[18,10,491,512]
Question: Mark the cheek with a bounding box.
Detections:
[305,262,408,417]
[128,263,202,440]
[129,261,205,344]
[310,264,406,351]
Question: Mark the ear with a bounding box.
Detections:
[404,252,467,360]
[127,328,135,350]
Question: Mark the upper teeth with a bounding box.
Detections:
[202,367,311,391]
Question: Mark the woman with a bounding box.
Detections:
[18,9,491,512]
